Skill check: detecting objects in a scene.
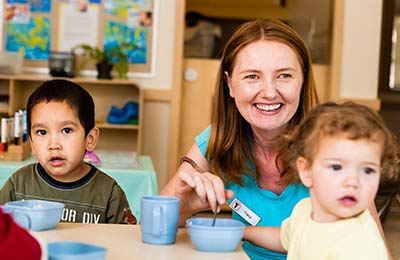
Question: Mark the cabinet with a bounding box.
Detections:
[0,74,143,154]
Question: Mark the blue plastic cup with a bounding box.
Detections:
[48,241,107,260]
[140,196,180,245]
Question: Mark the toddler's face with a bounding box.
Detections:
[297,136,382,222]
[29,101,94,182]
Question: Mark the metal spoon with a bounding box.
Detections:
[211,204,218,227]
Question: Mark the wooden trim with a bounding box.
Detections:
[378,0,395,91]
[329,0,344,100]
[143,89,173,102]
[337,98,381,111]
[167,0,185,179]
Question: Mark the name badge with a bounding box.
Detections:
[229,198,261,226]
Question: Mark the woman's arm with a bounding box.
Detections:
[243,226,286,253]
[161,143,230,226]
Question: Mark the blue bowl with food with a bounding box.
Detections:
[48,241,107,260]
[3,199,64,231]
[186,217,244,252]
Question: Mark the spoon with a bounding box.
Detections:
[211,204,218,227]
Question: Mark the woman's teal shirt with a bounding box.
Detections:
[195,126,309,260]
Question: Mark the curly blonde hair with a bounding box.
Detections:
[280,102,400,184]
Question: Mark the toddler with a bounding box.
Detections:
[244,102,399,259]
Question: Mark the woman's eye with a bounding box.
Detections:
[330,164,342,171]
[363,167,376,175]
[36,129,46,136]
[278,73,291,79]
[62,128,72,134]
[244,74,259,80]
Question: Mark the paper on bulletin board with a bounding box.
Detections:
[57,2,99,52]
[5,16,50,60]
[103,0,157,77]
[104,20,148,64]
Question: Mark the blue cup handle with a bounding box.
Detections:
[13,213,31,229]
[2,207,31,229]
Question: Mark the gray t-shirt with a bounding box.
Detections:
[0,163,135,224]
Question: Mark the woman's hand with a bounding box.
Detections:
[178,168,232,213]
[161,144,233,226]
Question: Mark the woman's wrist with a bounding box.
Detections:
[181,156,204,173]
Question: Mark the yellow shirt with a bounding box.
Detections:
[281,198,388,260]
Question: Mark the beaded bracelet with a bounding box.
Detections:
[181,156,204,173]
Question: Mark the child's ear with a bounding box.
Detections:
[86,127,99,152]
[29,137,36,156]
[297,157,313,188]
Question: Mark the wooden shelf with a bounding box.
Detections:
[97,123,139,130]
[0,106,8,113]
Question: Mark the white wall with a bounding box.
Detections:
[340,0,382,99]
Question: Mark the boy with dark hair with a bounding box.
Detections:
[0,79,136,224]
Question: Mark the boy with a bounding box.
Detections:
[0,79,136,224]
[243,102,398,259]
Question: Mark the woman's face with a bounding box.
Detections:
[226,40,303,134]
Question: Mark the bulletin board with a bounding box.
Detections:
[1,0,158,78]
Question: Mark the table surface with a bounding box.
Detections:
[0,151,158,219]
[39,223,248,259]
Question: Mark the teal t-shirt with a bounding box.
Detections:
[195,126,310,260]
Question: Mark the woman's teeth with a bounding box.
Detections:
[256,103,281,111]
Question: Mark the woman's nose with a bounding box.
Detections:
[261,79,278,99]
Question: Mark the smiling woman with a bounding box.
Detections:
[162,18,318,259]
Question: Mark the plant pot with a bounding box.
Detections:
[96,62,113,79]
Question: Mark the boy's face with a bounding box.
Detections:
[297,136,381,223]
[29,101,98,182]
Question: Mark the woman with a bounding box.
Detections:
[162,19,386,259]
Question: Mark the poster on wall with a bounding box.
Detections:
[30,0,51,13]
[104,21,147,64]
[5,16,50,59]
[1,0,158,77]
[104,0,158,77]
[4,2,30,23]
[57,2,99,51]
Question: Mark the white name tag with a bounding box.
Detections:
[229,198,261,226]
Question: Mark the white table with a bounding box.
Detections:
[39,223,248,259]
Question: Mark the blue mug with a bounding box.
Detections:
[140,196,180,245]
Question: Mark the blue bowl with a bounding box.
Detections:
[48,242,107,260]
[186,218,244,252]
[3,199,64,231]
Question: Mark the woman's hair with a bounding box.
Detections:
[282,102,400,184]
[205,18,319,185]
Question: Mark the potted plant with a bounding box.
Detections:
[72,43,136,79]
